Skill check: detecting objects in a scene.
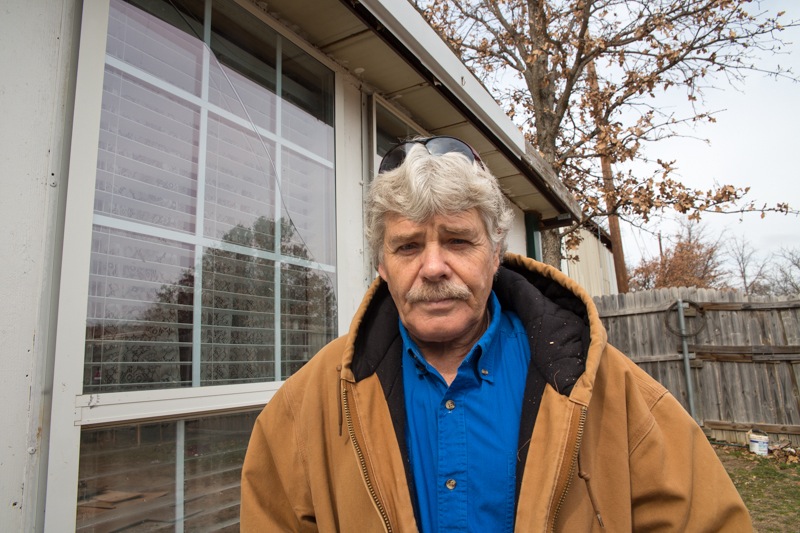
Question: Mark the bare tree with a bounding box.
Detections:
[725,235,772,295]
[770,247,800,296]
[413,0,798,281]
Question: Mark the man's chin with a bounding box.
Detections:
[404,315,477,344]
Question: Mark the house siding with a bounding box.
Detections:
[1,1,82,530]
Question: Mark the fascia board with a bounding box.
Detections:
[358,0,525,154]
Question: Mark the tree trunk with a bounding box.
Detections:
[587,60,629,292]
[540,229,562,269]
[600,154,629,292]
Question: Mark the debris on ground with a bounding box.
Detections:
[768,439,799,464]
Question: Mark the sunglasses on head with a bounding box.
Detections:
[378,135,483,174]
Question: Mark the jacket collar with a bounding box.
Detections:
[342,252,606,399]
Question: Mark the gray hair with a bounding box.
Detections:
[366,143,514,265]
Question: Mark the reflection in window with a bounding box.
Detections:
[77,410,259,532]
[86,227,196,388]
[375,103,420,159]
[85,0,337,392]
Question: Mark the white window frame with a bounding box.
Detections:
[370,93,428,174]
[44,1,364,529]
[364,94,429,275]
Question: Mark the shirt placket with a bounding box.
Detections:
[436,371,474,532]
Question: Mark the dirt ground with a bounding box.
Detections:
[714,443,800,533]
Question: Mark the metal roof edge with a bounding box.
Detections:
[357,0,525,153]
[354,0,584,224]
[522,145,583,219]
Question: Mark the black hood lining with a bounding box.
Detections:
[352,265,589,390]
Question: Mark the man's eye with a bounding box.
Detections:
[397,243,419,253]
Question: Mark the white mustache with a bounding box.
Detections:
[406,281,471,303]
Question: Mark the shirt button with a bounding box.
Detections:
[445,479,457,490]
[481,368,489,376]
[445,399,455,410]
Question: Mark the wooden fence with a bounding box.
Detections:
[593,288,800,446]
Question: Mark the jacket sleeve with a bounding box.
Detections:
[628,390,753,532]
[240,388,318,532]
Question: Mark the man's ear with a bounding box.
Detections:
[377,262,387,281]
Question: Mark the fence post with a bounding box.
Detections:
[677,299,698,421]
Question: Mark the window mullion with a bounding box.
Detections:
[274,35,283,381]
[192,2,213,388]
[175,419,186,532]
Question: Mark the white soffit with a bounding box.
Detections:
[253,0,577,222]
[358,0,526,154]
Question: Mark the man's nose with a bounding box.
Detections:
[419,243,450,280]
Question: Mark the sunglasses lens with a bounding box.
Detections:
[378,144,410,173]
[377,136,481,174]
[425,137,475,161]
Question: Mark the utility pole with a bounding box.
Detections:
[586,60,629,293]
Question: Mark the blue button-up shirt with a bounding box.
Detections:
[400,291,531,533]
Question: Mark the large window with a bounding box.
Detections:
[69,0,337,529]
[85,0,336,393]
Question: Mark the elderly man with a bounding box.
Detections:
[241,136,750,531]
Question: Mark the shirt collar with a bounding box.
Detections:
[399,291,502,383]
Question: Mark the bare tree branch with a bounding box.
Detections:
[414,0,798,235]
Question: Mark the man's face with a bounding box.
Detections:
[377,209,500,347]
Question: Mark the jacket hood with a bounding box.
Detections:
[341,252,607,404]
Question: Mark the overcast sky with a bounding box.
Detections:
[620,1,800,268]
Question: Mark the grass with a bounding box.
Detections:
[714,443,800,532]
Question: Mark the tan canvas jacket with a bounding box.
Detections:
[241,254,752,532]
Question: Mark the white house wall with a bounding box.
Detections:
[562,228,618,297]
[506,202,527,257]
[0,1,80,530]
[334,76,371,333]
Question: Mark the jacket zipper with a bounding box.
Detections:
[550,404,588,532]
[342,383,393,533]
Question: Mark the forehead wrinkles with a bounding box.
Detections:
[384,213,485,244]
